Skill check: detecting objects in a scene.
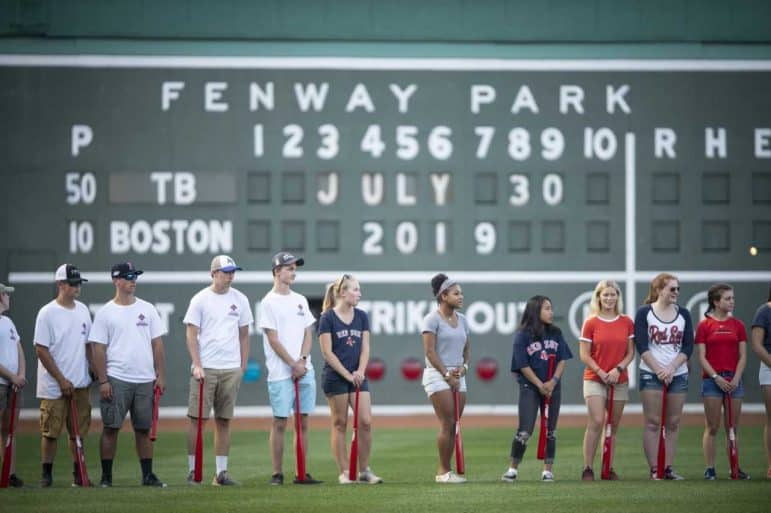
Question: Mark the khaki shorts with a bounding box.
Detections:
[39,388,91,439]
[0,384,23,411]
[187,368,242,420]
[583,380,630,401]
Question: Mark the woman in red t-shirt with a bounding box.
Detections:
[696,283,749,480]
[578,280,635,481]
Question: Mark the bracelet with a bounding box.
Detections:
[616,366,624,373]
[552,375,560,384]
[443,370,452,380]
[463,363,469,372]
[99,380,109,385]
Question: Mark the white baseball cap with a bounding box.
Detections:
[210,255,242,273]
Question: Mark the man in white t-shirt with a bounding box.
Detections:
[258,251,320,485]
[90,262,167,488]
[0,282,26,487]
[33,264,93,487]
[183,255,252,486]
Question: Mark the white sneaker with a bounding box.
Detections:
[501,468,518,482]
[541,470,555,482]
[435,471,467,484]
[358,468,383,484]
[338,472,355,484]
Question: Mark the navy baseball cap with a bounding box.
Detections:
[54,264,88,285]
[111,262,144,280]
[271,251,305,270]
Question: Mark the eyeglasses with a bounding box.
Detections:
[669,286,680,292]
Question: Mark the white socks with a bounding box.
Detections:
[216,456,228,475]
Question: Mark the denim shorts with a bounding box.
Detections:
[267,372,316,418]
[701,372,745,398]
[638,370,688,393]
[321,367,369,396]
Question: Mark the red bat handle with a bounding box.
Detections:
[348,386,360,481]
[194,379,204,482]
[601,385,615,479]
[656,383,668,479]
[0,390,17,488]
[536,355,557,460]
[294,379,306,481]
[150,386,161,442]
[454,389,465,474]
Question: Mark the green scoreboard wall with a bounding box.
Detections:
[1,56,770,408]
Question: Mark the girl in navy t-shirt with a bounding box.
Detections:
[503,295,572,483]
[318,274,382,485]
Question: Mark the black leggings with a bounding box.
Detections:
[510,381,562,464]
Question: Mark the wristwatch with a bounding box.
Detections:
[616,366,624,373]
[301,355,308,361]
[710,373,718,380]
[444,370,452,380]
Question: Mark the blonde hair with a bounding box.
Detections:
[589,280,623,316]
[644,272,678,304]
[322,274,356,311]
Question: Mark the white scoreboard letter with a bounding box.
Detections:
[71,124,93,157]
[161,81,185,111]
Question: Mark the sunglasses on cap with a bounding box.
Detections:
[119,273,138,281]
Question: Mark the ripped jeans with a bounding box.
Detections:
[510,381,562,464]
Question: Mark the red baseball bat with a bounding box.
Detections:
[656,383,668,479]
[725,392,739,479]
[150,386,161,442]
[453,389,465,475]
[0,390,17,488]
[348,385,360,482]
[294,379,307,482]
[601,385,615,479]
[194,379,204,483]
[536,354,556,460]
[70,397,90,487]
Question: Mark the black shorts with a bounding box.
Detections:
[322,367,369,396]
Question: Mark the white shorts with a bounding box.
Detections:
[583,380,630,401]
[422,366,467,397]
[760,360,771,386]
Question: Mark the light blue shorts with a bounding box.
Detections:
[267,373,316,418]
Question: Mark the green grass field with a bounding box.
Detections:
[1,424,768,513]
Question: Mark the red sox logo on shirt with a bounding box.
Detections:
[9,328,17,342]
[136,313,149,327]
[228,304,239,317]
[81,323,88,337]
[648,325,683,346]
[297,304,305,316]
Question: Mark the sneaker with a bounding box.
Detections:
[40,473,53,488]
[8,474,24,488]
[607,468,619,481]
[541,470,555,482]
[142,472,167,488]
[99,475,113,488]
[501,468,518,482]
[704,467,716,480]
[735,468,750,480]
[339,472,355,484]
[581,466,594,481]
[664,466,684,480]
[435,471,466,484]
[358,468,383,484]
[293,473,322,485]
[270,472,284,485]
[212,470,238,486]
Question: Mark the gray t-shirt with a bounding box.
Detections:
[751,303,771,353]
[421,311,469,368]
